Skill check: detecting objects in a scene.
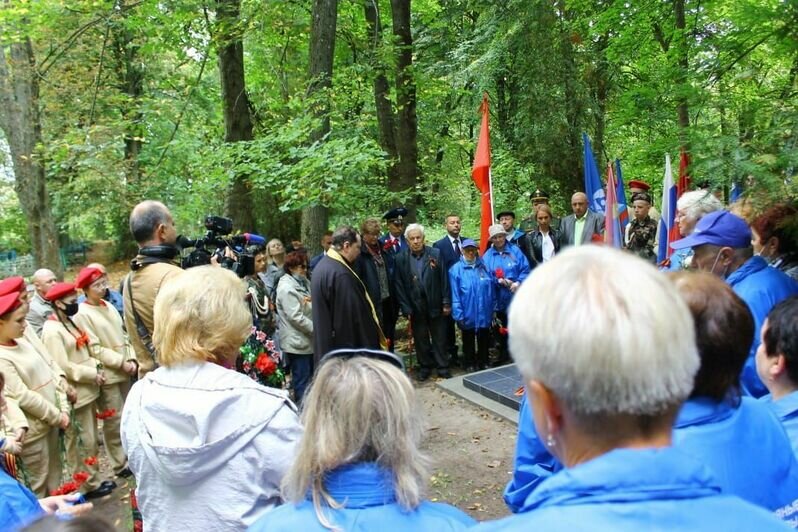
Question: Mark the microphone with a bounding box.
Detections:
[243,233,266,245]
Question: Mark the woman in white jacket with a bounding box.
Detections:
[276,251,313,407]
[121,266,302,531]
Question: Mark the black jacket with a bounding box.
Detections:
[433,235,468,271]
[529,228,561,265]
[394,246,450,318]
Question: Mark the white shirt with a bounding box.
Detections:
[541,231,555,262]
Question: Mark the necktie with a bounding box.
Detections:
[453,239,461,257]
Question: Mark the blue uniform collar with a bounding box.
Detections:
[675,396,737,428]
[319,463,396,508]
[727,256,767,286]
[764,390,798,422]
[521,447,720,512]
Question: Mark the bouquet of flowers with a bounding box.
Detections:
[240,327,285,389]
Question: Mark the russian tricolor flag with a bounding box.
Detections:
[657,154,678,263]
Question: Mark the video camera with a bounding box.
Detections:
[178,215,265,278]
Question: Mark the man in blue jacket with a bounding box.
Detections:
[671,210,798,397]
[448,239,495,371]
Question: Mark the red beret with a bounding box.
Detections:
[0,276,24,297]
[0,292,21,316]
[628,180,651,191]
[44,282,77,302]
[75,267,104,290]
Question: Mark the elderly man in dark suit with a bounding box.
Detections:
[433,214,466,366]
[560,192,605,247]
[396,223,452,380]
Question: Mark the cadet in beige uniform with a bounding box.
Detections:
[42,282,115,500]
[74,267,137,477]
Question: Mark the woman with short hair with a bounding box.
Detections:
[665,189,723,270]
[485,247,786,530]
[758,295,798,458]
[671,272,798,518]
[276,251,313,406]
[121,266,302,530]
[249,350,475,531]
[751,203,798,280]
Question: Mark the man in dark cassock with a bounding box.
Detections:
[311,226,386,365]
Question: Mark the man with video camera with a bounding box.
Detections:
[123,201,184,378]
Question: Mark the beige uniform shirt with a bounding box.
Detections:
[75,301,135,385]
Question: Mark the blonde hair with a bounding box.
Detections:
[509,246,699,420]
[153,266,251,366]
[281,357,428,525]
[360,218,382,236]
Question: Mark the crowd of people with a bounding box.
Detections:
[0,189,797,530]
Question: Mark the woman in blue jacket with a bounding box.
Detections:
[671,272,798,518]
[481,246,787,531]
[248,349,475,532]
[481,225,530,366]
[449,239,496,371]
[757,296,798,458]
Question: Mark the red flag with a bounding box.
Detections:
[678,149,691,198]
[472,93,494,254]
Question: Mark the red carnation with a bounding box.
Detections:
[84,456,98,466]
[73,471,89,484]
[498,326,509,336]
[495,268,505,279]
[255,354,277,375]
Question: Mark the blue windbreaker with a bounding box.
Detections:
[503,394,562,513]
[762,391,798,460]
[480,447,789,531]
[728,256,798,397]
[481,244,530,312]
[0,467,44,531]
[248,462,475,531]
[449,258,496,330]
[673,396,798,516]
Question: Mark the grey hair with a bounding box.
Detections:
[404,223,424,238]
[677,190,723,223]
[281,357,428,526]
[129,200,171,244]
[331,226,358,250]
[509,246,699,419]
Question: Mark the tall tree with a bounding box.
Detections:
[216,0,256,231]
[302,0,338,253]
[0,40,62,275]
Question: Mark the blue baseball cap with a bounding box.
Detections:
[461,238,478,249]
[670,210,751,250]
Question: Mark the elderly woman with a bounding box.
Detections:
[671,272,798,517]
[758,296,798,458]
[751,203,798,280]
[482,224,530,367]
[483,247,785,529]
[121,266,302,530]
[249,349,475,531]
[276,251,313,407]
[665,189,723,270]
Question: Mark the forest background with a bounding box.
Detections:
[1,0,796,275]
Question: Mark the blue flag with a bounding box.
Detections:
[730,181,743,202]
[615,159,629,234]
[583,133,605,214]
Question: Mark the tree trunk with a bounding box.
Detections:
[364,0,397,160]
[302,0,338,253]
[0,42,62,276]
[674,0,690,149]
[216,0,257,232]
[390,0,420,221]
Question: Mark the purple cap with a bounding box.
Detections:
[670,210,751,250]
[461,239,478,249]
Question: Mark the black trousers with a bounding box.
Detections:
[412,313,449,370]
[495,311,510,363]
[462,327,490,369]
[444,315,460,361]
[382,296,398,351]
